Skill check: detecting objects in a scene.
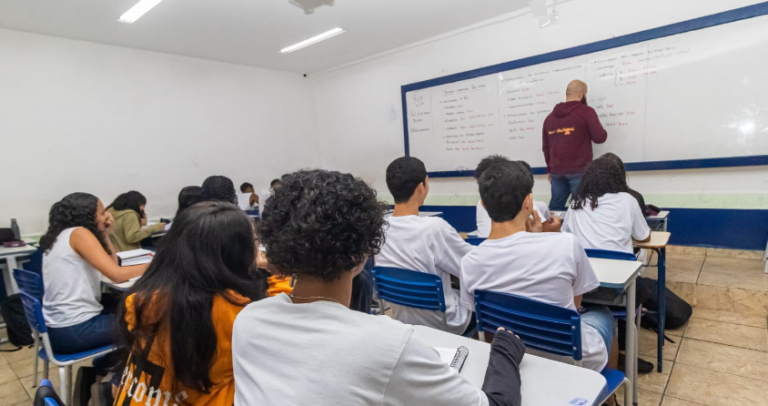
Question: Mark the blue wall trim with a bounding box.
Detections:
[422,205,768,251]
[401,2,768,178]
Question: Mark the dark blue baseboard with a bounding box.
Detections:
[419,205,768,251]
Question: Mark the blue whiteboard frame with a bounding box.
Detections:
[401,2,768,178]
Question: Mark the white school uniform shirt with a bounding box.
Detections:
[237,193,255,211]
[42,227,103,328]
[232,294,489,406]
[376,215,473,335]
[561,192,650,254]
[475,200,550,238]
[459,231,607,371]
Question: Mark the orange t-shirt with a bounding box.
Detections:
[114,291,249,406]
[267,275,293,297]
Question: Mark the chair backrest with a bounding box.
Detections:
[465,237,486,246]
[13,268,44,300]
[584,248,637,261]
[371,267,446,312]
[474,290,582,361]
[34,379,64,406]
[22,248,43,274]
[18,290,47,334]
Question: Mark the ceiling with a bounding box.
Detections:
[0,0,529,73]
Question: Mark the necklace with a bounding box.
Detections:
[289,293,344,306]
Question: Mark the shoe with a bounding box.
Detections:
[618,353,654,374]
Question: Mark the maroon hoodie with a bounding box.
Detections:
[542,101,607,175]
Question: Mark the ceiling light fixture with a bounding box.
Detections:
[118,0,164,24]
[280,28,346,54]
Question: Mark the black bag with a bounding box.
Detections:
[636,276,692,329]
[0,228,15,244]
[1,294,34,348]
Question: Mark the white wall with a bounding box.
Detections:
[311,0,768,208]
[0,28,318,234]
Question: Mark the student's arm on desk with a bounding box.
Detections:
[71,228,147,282]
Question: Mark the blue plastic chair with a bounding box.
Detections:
[583,248,637,261]
[474,290,631,406]
[33,379,64,406]
[371,266,475,337]
[22,248,43,274]
[13,269,46,387]
[18,291,116,405]
[465,237,486,246]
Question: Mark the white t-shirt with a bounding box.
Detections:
[237,193,255,211]
[232,294,488,406]
[562,192,650,254]
[42,227,103,328]
[459,232,606,371]
[376,215,473,335]
[476,200,550,238]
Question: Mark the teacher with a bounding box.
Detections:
[542,80,607,211]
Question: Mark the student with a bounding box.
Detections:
[106,191,166,252]
[175,185,205,218]
[600,153,651,217]
[238,182,259,211]
[202,175,238,204]
[376,156,474,335]
[475,155,557,237]
[562,158,651,253]
[233,169,525,406]
[114,202,265,406]
[39,193,147,355]
[460,161,618,406]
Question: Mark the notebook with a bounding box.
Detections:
[117,249,154,266]
[434,346,470,372]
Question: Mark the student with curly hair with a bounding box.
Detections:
[114,202,265,406]
[201,175,237,205]
[106,191,166,252]
[233,169,526,406]
[562,157,651,253]
[40,193,148,355]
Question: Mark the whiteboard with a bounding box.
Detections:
[403,6,768,175]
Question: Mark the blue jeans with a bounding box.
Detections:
[549,173,582,211]
[581,305,615,354]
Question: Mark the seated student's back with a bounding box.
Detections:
[561,158,650,253]
[107,191,165,252]
[376,157,473,335]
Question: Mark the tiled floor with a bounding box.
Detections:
[1,247,766,405]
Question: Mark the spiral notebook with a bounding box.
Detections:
[434,346,470,372]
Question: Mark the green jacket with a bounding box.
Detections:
[107,208,165,252]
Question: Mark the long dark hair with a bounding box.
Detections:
[107,191,147,216]
[201,176,237,205]
[571,158,629,210]
[40,193,110,255]
[599,152,627,180]
[117,202,265,394]
[176,186,205,218]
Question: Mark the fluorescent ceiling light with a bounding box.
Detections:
[280,28,346,54]
[118,0,164,23]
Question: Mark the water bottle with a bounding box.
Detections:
[10,219,20,240]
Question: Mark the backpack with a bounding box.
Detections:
[635,276,693,329]
[1,294,34,349]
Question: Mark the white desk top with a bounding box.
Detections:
[0,245,37,257]
[646,211,670,220]
[412,325,606,406]
[384,211,443,218]
[588,258,643,289]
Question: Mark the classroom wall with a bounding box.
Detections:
[310,0,768,248]
[0,28,318,235]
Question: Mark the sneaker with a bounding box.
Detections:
[619,353,654,374]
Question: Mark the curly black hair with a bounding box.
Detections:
[107,191,147,216]
[202,175,237,205]
[571,157,629,211]
[39,193,110,255]
[475,155,510,180]
[257,169,387,282]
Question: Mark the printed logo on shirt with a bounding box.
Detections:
[548,127,576,136]
[116,354,188,406]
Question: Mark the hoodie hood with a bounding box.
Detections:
[552,101,584,118]
[108,208,140,221]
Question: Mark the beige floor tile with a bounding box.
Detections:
[639,328,680,362]
[667,246,708,256]
[21,372,61,400]
[667,281,696,307]
[614,386,663,406]
[666,363,768,406]
[691,307,767,328]
[695,284,768,316]
[676,338,768,382]
[698,258,768,293]
[665,321,687,338]
[1,346,35,365]
[9,402,33,406]
[705,248,763,260]
[9,356,56,380]
[683,318,768,352]
[638,360,673,393]
[0,365,18,386]
[643,255,704,284]
[662,396,708,406]
[0,380,30,406]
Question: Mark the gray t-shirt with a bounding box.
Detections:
[232,294,488,406]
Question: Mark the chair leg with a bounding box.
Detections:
[59,366,68,405]
[623,377,633,406]
[31,332,39,388]
[478,331,486,342]
[43,359,49,380]
[67,365,74,406]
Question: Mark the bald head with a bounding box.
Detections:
[566,80,588,102]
